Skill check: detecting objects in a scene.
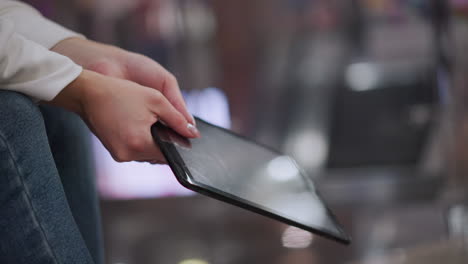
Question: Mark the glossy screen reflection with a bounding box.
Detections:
[153,118,350,244]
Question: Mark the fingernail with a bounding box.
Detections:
[187,123,199,137]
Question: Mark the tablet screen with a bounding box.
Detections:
[152,118,350,244]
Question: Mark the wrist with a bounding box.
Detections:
[48,69,95,116]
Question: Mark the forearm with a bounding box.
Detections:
[51,37,126,71]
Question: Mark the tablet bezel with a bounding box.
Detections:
[151,118,351,245]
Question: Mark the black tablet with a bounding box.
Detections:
[151,117,350,244]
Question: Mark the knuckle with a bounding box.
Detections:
[113,149,131,162]
[125,129,149,153]
[127,136,146,153]
[150,91,163,104]
[167,74,178,86]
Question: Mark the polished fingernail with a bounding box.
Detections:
[187,123,199,137]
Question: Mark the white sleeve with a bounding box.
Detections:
[0,0,85,49]
[0,18,82,101]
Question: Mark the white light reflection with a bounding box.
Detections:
[184,2,216,42]
[286,130,327,171]
[346,62,380,92]
[281,226,314,249]
[267,156,299,182]
[271,193,326,228]
[179,259,209,264]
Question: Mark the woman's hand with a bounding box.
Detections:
[50,37,198,163]
[50,70,199,163]
[51,37,195,125]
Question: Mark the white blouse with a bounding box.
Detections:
[0,0,83,101]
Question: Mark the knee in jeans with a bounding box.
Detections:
[0,91,43,128]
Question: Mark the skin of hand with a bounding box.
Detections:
[49,38,200,163]
[50,69,200,163]
[51,37,196,126]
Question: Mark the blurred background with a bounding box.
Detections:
[23,0,468,263]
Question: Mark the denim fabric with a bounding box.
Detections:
[0,91,103,264]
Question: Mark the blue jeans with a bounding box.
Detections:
[0,91,103,264]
